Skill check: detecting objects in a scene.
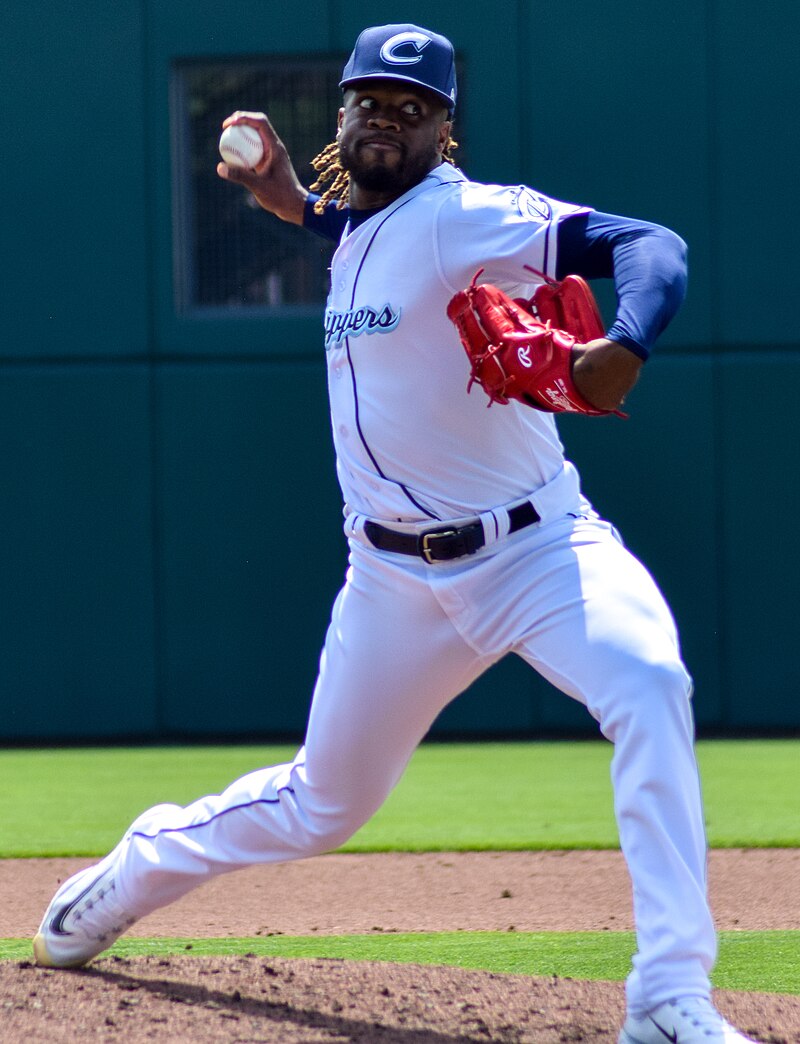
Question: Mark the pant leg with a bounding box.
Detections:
[114,541,488,918]
[492,516,716,1016]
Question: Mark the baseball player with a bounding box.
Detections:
[34,24,755,1044]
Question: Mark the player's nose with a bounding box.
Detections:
[367,112,401,131]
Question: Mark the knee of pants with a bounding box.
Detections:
[285,799,372,858]
[301,816,355,855]
[593,656,694,743]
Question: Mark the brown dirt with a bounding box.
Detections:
[2,849,798,1042]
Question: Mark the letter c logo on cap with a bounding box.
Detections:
[380,32,431,66]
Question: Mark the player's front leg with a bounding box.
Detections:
[34,543,485,967]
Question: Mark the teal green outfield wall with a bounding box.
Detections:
[1,0,797,739]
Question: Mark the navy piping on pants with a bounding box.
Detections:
[130,787,297,839]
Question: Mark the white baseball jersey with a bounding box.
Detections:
[324,163,590,523]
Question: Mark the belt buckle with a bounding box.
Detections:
[421,528,458,564]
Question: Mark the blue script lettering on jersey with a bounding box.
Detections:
[324,303,402,348]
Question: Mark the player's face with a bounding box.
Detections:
[337,83,451,206]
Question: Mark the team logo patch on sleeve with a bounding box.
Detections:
[324,303,402,348]
[512,188,552,223]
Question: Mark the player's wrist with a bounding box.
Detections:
[604,324,650,361]
[572,339,642,411]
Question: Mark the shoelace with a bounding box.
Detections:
[70,877,135,941]
[665,997,725,1036]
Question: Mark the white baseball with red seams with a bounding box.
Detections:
[218,124,265,169]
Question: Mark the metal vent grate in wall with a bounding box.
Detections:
[171,56,344,316]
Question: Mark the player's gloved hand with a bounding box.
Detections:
[446,271,626,417]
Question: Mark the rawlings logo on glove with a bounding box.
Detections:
[446,269,625,417]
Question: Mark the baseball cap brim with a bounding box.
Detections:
[339,73,454,112]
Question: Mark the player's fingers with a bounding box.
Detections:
[222,110,267,127]
[222,111,278,142]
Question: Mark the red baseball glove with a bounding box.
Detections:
[447,270,623,417]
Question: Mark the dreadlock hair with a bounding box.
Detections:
[309,133,459,215]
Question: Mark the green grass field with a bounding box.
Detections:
[2,740,798,991]
[1,932,798,994]
[1,739,798,856]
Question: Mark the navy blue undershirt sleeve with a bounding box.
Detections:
[303,193,350,241]
[556,210,688,360]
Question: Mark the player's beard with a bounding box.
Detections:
[339,136,440,199]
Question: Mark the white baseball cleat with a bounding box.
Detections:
[32,852,138,968]
[33,802,185,967]
[619,997,758,1043]
[33,802,183,967]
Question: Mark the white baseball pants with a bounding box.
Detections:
[111,509,715,1016]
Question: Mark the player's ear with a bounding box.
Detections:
[437,119,452,154]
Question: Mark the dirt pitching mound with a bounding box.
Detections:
[3,955,800,1043]
[4,849,799,1041]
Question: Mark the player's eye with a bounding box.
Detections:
[358,97,376,110]
[402,102,422,116]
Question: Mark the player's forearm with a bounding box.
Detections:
[265,186,309,226]
[218,161,309,224]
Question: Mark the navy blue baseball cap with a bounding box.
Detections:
[340,24,457,114]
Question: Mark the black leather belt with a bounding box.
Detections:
[364,501,541,563]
